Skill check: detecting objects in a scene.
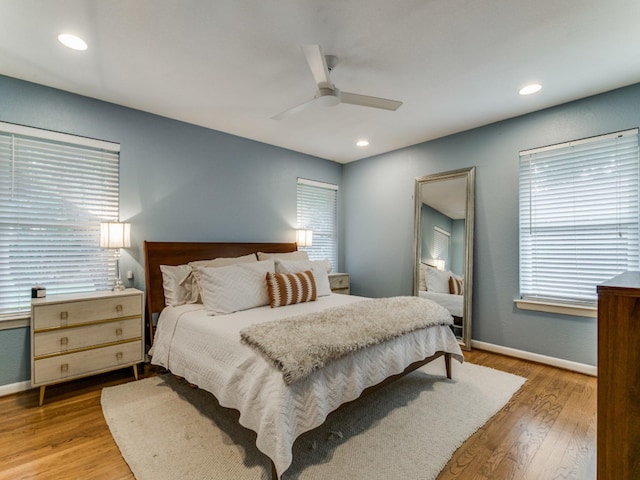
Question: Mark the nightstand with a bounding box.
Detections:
[31,288,144,405]
[328,272,350,294]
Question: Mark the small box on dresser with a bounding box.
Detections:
[328,273,350,294]
[31,288,144,405]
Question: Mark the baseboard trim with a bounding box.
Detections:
[471,340,597,377]
[0,380,32,397]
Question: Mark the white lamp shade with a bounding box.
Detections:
[100,222,131,249]
[296,229,313,247]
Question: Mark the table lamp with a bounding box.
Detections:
[100,222,131,291]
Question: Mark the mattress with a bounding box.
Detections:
[150,293,463,477]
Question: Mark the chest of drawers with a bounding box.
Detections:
[597,273,640,479]
[328,272,350,294]
[31,288,144,405]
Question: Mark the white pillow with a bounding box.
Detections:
[257,251,309,261]
[187,253,258,300]
[275,258,331,296]
[319,258,332,273]
[425,266,450,294]
[160,264,197,306]
[198,259,275,315]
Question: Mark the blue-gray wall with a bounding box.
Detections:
[2,72,640,387]
[344,82,640,367]
[0,75,343,387]
[450,219,465,277]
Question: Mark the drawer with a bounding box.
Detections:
[329,274,349,290]
[329,273,350,294]
[332,287,350,295]
[32,295,141,331]
[33,318,142,357]
[33,340,143,386]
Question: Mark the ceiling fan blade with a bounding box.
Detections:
[302,44,332,89]
[340,92,403,111]
[271,97,316,120]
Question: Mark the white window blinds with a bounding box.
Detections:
[0,122,121,320]
[297,178,338,269]
[432,226,451,269]
[519,128,640,307]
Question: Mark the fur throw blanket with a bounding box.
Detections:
[240,296,452,385]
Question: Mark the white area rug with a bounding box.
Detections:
[101,361,525,480]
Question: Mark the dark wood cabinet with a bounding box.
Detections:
[596,271,640,479]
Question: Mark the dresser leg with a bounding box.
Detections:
[132,364,139,381]
[39,386,46,406]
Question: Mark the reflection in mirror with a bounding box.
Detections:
[414,167,475,350]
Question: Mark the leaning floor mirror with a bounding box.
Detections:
[413,167,475,350]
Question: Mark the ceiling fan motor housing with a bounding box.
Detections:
[316,87,341,107]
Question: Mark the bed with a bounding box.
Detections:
[144,241,464,479]
[418,290,463,317]
[418,262,464,327]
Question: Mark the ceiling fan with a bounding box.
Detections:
[272,44,403,120]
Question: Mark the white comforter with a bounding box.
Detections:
[150,294,463,478]
[419,290,464,317]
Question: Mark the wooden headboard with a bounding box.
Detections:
[143,241,298,343]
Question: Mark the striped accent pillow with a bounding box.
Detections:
[449,276,464,295]
[266,270,317,308]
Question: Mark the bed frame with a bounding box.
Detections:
[143,240,453,479]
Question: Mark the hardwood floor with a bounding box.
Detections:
[0,367,154,480]
[0,350,596,480]
[437,350,596,480]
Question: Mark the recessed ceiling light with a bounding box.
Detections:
[356,140,369,147]
[58,33,88,51]
[519,84,542,96]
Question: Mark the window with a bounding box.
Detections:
[432,226,451,270]
[296,178,338,269]
[519,128,639,308]
[0,122,121,320]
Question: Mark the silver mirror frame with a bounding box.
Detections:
[413,167,475,350]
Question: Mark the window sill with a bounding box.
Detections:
[0,316,30,330]
[514,299,596,318]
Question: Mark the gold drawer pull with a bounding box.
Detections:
[60,337,68,347]
[115,304,123,314]
[116,352,123,361]
[115,328,123,336]
[60,363,69,373]
[60,311,68,320]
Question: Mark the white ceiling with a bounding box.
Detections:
[421,176,467,220]
[1,0,640,164]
